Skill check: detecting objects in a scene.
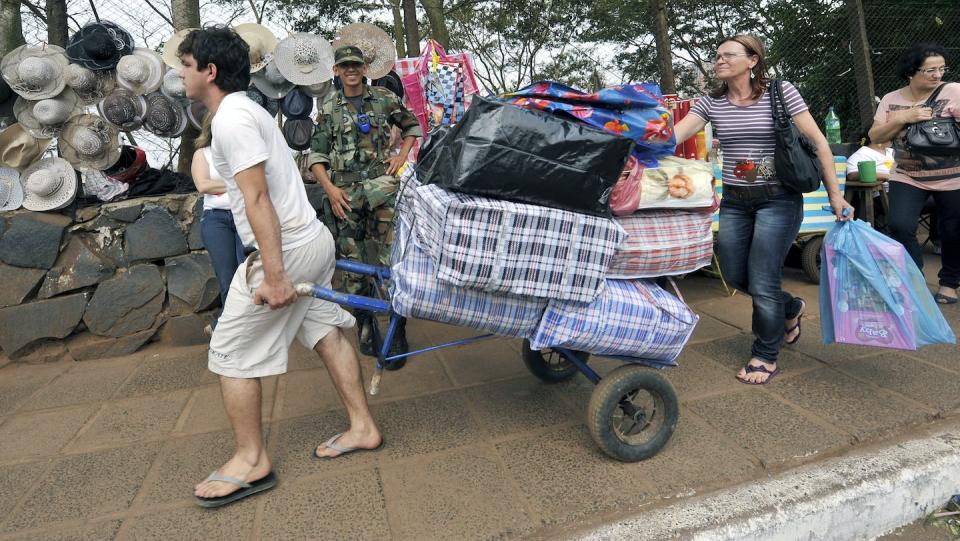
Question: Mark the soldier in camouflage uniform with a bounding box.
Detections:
[308,45,421,356]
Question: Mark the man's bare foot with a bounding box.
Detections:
[194,449,272,499]
[314,427,382,458]
[736,358,779,384]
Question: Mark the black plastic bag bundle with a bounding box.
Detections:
[415,96,634,216]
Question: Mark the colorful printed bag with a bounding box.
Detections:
[529,279,698,364]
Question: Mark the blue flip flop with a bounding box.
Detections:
[195,471,277,508]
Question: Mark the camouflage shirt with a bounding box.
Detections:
[308,85,422,173]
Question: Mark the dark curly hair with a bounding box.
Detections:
[896,42,948,81]
[177,26,250,93]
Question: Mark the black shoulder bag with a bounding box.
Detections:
[770,79,823,193]
[905,84,960,156]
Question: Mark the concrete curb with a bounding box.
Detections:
[570,426,960,541]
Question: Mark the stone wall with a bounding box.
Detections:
[0,193,218,364]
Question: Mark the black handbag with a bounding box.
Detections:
[770,79,823,193]
[905,84,960,156]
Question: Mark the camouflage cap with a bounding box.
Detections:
[334,45,364,66]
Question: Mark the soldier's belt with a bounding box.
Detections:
[332,164,388,184]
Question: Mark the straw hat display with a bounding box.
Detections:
[160,68,188,104]
[0,166,24,211]
[13,89,82,138]
[116,48,164,95]
[58,114,121,171]
[300,80,333,101]
[64,63,116,105]
[251,61,295,99]
[66,21,135,71]
[234,23,278,73]
[186,100,207,131]
[332,23,397,80]
[274,33,335,86]
[21,157,77,211]
[161,28,197,70]
[98,89,147,131]
[0,123,52,171]
[142,92,187,138]
[1,44,70,100]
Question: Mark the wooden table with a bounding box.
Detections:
[843,180,889,227]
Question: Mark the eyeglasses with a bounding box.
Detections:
[715,52,749,63]
[919,67,949,76]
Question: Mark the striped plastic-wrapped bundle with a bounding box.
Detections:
[608,209,714,279]
[412,183,626,303]
[529,279,698,364]
[390,220,547,338]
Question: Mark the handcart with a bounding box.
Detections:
[709,157,848,284]
[296,259,681,463]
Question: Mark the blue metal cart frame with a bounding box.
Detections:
[295,259,682,462]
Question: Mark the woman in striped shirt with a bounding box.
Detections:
[674,35,852,385]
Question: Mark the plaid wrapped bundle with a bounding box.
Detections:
[390,220,547,338]
[413,184,626,303]
[608,209,714,279]
[530,279,698,363]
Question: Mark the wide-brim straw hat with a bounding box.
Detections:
[143,92,188,138]
[21,156,77,211]
[58,114,121,171]
[161,28,198,70]
[160,68,189,104]
[98,89,147,131]
[234,23,278,73]
[300,80,333,101]
[13,89,82,139]
[116,48,164,95]
[0,123,52,171]
[251,61,295,99]
[332,23,397,80]
[186,100,207,131]
[64,63,116,105]
[245,86,279,117]
[66,21,135,71]
[1,44,69,101]
[0,166,24,211]
[274,33,334,86]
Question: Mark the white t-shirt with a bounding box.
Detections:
[211,92,323,250]
[845,146,894,176]
[201,147,231,211]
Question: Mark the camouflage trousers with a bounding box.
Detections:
[323,174,398,296]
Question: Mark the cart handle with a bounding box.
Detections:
[294,283,391,313]
[335,260,392,280]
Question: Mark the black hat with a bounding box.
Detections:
[282,118,314,151]
[245,86,279,117]
[280,88,312,119]
[0,77,13,117]
[373,71,403,100]
[67,21,135,71]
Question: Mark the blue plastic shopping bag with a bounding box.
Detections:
[820,219,955,350]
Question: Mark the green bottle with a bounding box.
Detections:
[825,107,841,144]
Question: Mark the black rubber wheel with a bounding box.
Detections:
[521,340,589,383]
[587,365,679,462]
[801,236,823,284]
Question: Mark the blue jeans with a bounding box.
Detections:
[718,192,805,363]
[886,182,960,289]
[200,209,245,329]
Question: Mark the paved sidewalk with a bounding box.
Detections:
[0,260,957,540]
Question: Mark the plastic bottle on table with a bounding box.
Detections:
[825,107,841,144]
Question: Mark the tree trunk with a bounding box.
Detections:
[0,0,25,58]
[172,0,201,174]
[402,0,419,57]
[45,0,67,47]
[846,0,875,132]
[651,0,676,95]
[420,0,449,49]
[390,0,406,58]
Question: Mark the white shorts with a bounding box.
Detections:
[208,228,356,378]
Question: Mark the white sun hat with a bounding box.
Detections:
[21,156,77,211]
[116,48,165,95]
[0,166,24,211]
